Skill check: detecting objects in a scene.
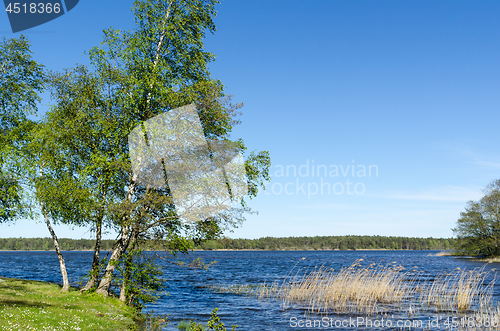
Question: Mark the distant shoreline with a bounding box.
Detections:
[0,236,456,251]
[0,248,452,252]
[0,250,95,252]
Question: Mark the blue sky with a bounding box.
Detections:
[1,0,500,240]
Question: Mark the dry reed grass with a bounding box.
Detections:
[210,258,497,320]
[422,267,494,313]
[428,251,453,257]
[269,259,420,315]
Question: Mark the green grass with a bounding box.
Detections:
[0,277,139,330]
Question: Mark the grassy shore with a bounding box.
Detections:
[0,277,139,330]
[471,256,500,262]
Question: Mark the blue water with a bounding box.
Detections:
[0,250,498,330]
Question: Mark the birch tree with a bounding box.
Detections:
[85,0,270,298]
[37,0,270,302]
[0,36,76,292]
[0,36,44,223]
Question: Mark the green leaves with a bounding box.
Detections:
[77,0,271,240]
[0,35,45,133]
[0,171,23,223]
[116,250,166,309]
[1,1,271,305]
[31,66,129,227]
[245,150,271,200]
[89,0,220,125]
[453,179,500,257]
[189,308,237,331]
[0,36,44,223]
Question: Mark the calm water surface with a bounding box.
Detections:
[0,250,498,330]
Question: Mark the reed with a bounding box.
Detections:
[269,259,420,315]
[468,305,500,329]
[422,267,494,313]
[428,250,453,257]
[214,259,497,319]
[208,259,497,322]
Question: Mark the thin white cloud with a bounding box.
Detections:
[291,202,369,211]
[376,185,483,202]
[457,149,500,169]
[472,159,500,169]
[438,142,500,170]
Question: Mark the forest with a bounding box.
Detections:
[197,235,455,250]
[0,238,116,251]
[0,235,455,251]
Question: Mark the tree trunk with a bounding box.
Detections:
[96,224,131,296]
[119,229,139,302]
[119,252,131,302]
[41,201,70,292]
[95,176,137,296]
[38,165,69,292]
[81,184,108,292]
[81,218,102,291]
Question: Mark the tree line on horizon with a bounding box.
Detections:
[198,235,455,250]
[0,235,456,251]
[0,238,116,251]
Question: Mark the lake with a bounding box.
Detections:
[0,250,498,330]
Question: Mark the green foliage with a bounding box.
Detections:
[0,174,24,223]
[0,36,44,223]
[36,0,270,282]
[0,36,44,132]
[32,65,129,228]
[115,250,167,309]
[174,256,218,270]
[453,179,500,257]
[194,235,455,251]
[244,150,271,200]
[141,310,169,331]
[188,308,236,331]
[0,235,455,251]
[1,0,272,305]
[178,320,200,330]
[0,237,116,251]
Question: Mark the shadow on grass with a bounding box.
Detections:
[0,279,77,310]
[0,299,51,309]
